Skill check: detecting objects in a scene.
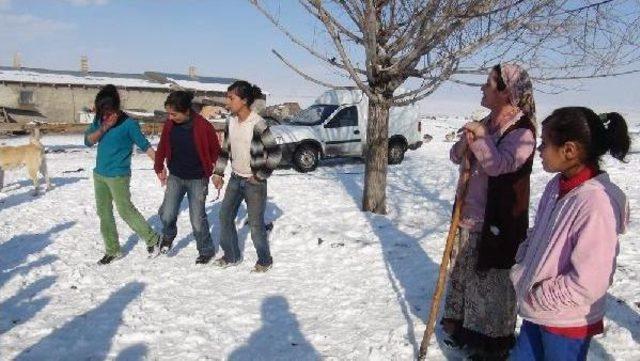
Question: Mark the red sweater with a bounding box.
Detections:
[154,113,221,178]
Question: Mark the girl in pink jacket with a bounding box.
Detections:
[509,107,630,360]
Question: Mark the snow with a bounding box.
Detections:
[0,121,638,360]
[0,69,169,89]
[0,69,235,93]
[166,78,230,93]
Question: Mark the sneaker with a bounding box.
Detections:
[160,236,174,254]
[195,254,214,264]
[251,262,273,273]
[213,257,241,268]
[147,241,161,259]
[97,252,123,265]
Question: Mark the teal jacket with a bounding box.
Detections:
[84,114,151,177]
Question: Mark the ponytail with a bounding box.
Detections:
[228,80,263,107]
[601,112,630,162]
[251,85,263,104]
[542,107,631,168]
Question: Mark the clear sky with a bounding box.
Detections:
[1,0,639,119]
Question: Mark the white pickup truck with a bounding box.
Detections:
[271,89,423,172]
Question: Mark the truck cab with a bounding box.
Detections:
[271,89,422,172]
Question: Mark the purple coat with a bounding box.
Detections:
[450,117,536,232]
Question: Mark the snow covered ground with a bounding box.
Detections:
[0,121,638,360]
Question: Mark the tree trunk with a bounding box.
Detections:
[362,98,390,214]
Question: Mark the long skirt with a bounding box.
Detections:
[443,228,517,352]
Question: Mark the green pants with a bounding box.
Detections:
[93,172,159,255]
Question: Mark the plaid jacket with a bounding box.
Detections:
[213,113,282,181]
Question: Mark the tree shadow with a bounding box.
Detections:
[0,255,58,291]
[228,295,320,361]
[318,157,363,168]
[0,177,88,212]
[0,276,56,336]
[334,162,454,358]
[15,282,146,361]
[0,222,71,338]
[0,221,75,274]
[115,343,149,361]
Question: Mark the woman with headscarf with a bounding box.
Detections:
[440,64,537,360]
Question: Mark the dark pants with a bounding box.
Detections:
[509,321,592,361]
[219,173,272,265]
[159,174,214,256]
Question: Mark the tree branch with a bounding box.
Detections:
[310,0,376,99]
[298,0,364,44]
[248,0,367,75]
[271,49,345,89]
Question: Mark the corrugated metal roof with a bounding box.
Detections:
[0,66,237,92]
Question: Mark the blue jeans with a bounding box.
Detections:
[509,321,592,361]
[159,174,214,256]
[219,173,272,265]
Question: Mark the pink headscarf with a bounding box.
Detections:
[499,63,536,120]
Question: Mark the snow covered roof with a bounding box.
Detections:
[0,66,237,93]
[155,71,236,92]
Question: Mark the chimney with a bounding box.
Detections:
[80,55,89,74]
[13,52,22,69]
[188,65,197,79]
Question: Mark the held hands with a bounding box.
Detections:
[157,168,168,187]
[212,175,224,190]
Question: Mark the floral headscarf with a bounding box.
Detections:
[499,63,536,121]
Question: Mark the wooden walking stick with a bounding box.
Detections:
[418,149,472,360]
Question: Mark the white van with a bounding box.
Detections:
[271,89,423,172]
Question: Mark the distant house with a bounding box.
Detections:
[0,66,265,124]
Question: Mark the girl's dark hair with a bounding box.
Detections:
[164,90,194,113]
[95,84,121,116]
[492,64,507,92]
[227,80,263,107]
[542,107,631,166]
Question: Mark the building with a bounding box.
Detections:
[0,65,266,124]
[263,102,301,121]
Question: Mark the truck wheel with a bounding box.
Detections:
[293,144,319,172]
[388,140,406,165]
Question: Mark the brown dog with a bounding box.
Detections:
[0,128,51,195]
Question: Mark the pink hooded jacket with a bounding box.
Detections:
[510,172,629,327]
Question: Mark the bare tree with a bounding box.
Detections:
[250,0,640,215]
